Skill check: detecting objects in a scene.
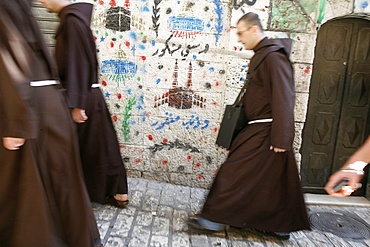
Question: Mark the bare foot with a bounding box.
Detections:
[114,194,128,202]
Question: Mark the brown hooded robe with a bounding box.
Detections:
[201,38,311,232]
[0,1,101,246]
[55,3,128,203]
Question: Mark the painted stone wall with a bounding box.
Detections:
[36,0,370,188]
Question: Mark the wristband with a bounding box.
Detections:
[348,161,367,171]
[339,168,365,175]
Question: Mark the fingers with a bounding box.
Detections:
[3,137,25,150]
[270,146,286,153]
[72,108,88,123]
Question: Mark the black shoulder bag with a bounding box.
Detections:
[216,56,268,150]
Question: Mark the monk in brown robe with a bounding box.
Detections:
[188,12,311,240]
[38,0,129,207]
[0,0,101,246]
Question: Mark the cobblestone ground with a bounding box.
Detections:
[93,178,370,247]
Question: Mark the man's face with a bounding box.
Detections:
[236,21,255,50]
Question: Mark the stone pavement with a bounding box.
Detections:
[93,178,370,247]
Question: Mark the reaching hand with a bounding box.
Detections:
[72,108,88,123]
[3,137,25,150]
[325,170,363,197]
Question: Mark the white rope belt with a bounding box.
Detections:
[91,83,100,88]
[248,118,273,125]
[30,80,58,87]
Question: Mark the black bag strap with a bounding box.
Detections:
[232,56,266,106]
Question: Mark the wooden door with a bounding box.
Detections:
[300,17,370,194]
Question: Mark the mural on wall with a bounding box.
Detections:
[154,60,206,109]
[86,0,368,188]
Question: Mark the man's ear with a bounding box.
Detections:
[250,25,259,34]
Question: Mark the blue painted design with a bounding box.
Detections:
[361,0,369,9]
[138,44,146,50]
[152,114,181,130]
[100,36,105,42]
[127,89,132,94]
[213,0,223,45]
[141,6,150,12]
[105,92,111,98]
[151,113,210,130]
[168,16,204,31]
[182,115,210,130]
[131,45,137,54]
[101,60,138,75]
[129,31,137,41]
[139,95,144,104]
[192,55,197,60]
[209,67,215,72]
[141,112,146,122]
[151,40,156,46]
[156,78,161,84]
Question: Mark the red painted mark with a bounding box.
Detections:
[214,127,218,133]
[110,42,114,48]
[112,115,118,122]
[162,160,168,165]
[102,80,107,86]
[212,101,217,106]
[195,163,201,168]
[98,0,104,5]
[93,36,97,41]
[141,56,146,61]
[117,93,122,99]
[233,46,237,51]
[109,0,116,7]
[135,158,141,164]
[124,0,130,8]
[215,81,219,86]
[125,41,130,47]
[197,174,204,179]
[162,138,168,143]
[187,155,192,160]
[304,66,310,75]
[148,135,153,141]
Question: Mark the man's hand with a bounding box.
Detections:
[72,108,88,123]
[3,137,25,150]
[325,170,362,197]
[270,146,286,153]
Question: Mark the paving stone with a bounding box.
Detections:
[150,235,169,247]
[189,235,208,247]
[173,210,189,232]
[105,236,127,247]
[128,225,151,247]
[152,217,170,236]
[136,211,154,226]
[172,233,191,247]
[110,213,134,237]
[156,205,174,218]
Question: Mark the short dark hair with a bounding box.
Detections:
[237,12,263,31]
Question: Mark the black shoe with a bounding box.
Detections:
[187,217,224,234]
[255,229,290,240]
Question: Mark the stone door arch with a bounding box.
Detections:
[300,15,370,196]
